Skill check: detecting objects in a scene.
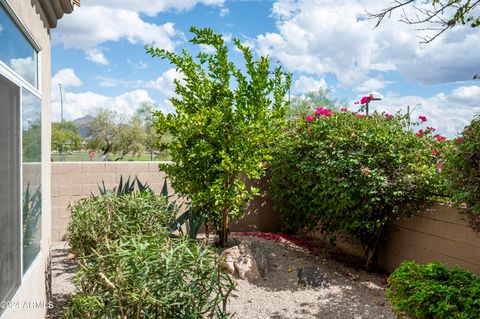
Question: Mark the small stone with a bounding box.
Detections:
[67,252,75,260]
[297,266,328,288]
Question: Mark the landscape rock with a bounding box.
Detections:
[220,246,241,275]
[297,266,328,288]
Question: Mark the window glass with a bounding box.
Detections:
[0,74,21,314]
[22,89,42,272]
[0,4,37,87]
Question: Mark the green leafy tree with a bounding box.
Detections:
[86,108,119,157]
[146,27,291,246]
[51,121,82,155]
[22,120,41,162]
[113,115,145,161]
[136,102,172,160]
[369,0,480,43]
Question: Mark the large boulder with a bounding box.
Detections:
[220,241,269,281]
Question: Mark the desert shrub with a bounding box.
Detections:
[67,191,175,257]
[444,114,480,232]
[65,235,235,319]
[387,260,480,319]
[269,109,447,268]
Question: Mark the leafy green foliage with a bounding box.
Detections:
[51,121,83,154]
[22,184,41,256]
[146,27,291,246]
[65,235,235,319]
[67,191,235,318]
[269,110,448,268]
[67,192,174,257]
[387,260,480,319]
[444,115,480,232]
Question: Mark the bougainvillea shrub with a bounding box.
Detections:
[444,114,480,233]
[269,108,448,268]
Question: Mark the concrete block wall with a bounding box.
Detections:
[51,162,170,241]
[378,202,480,275]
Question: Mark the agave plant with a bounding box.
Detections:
[23,184,42,261]
[162,180,205,239]
[97,175,151,196]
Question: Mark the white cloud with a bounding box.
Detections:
[10,57,35,84]
[52,68,83,87]
[199,44,217,54]
[96,76,144,88]
[293,75,327,94]
[51,89,155,121]
[89,0,225,16]
[220,7,230,17]
[86,49,109,65]
[147,68,184,97]
[55,6,179,64]
[355,78,389,94]
[355,85,480,138]
[257,0,480,86]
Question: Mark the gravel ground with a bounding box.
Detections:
[48,242,76,319]
[49,237,395,319]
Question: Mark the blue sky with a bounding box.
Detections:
[51,0,480,137]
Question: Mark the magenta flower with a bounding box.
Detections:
[437,163,443,171]
[426,126,435,131]
[455,137,464,143]
[418,129,424,134]
[434,134,446,142]
[384,113,393,119]
[314,108,333,117]
[360,96,373,104]
[341,107,347,112]
[416,133,422,137]
[419,115,427,122]
[432,149,439,155]
[305,115,315,121]
[354,101,360,105]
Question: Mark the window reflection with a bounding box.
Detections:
[22,89,41,272]
[0,4,37,87]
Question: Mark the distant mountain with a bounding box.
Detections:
[73,114,93,138]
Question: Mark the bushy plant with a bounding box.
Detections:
[269,109,448,268]
[67,192,175,257]
[444,114,480,232]
[65,235,235,319]
[387,260,480,319]
[67,191,235,318]
[146,27,291,246]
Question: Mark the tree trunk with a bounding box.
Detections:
[219,207,229,247]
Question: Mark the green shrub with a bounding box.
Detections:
[269,109,447,268]
[65,235,235,319]
[67,191,176,257]
[147,27,290,246]
[387,261,480,319]
[444,114,480,232]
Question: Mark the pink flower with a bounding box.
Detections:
[360,167,371,176]
[305,115,315,121]
[455,137,464,143]
[354,101,360,105]
[419,115,427,122]
[437,163,443,171]
[416,133,422,137]
[341,107,348,112]
[360,95,373,104]
[314,108,333,117]
[384,113,393,119]
[426,126,435,131]
[418,129,424,134]
[432,149,439,156]
[434,134,446,142]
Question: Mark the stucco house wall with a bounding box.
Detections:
[0,1,77,318]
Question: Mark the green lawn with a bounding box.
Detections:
[51,152,170,162]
